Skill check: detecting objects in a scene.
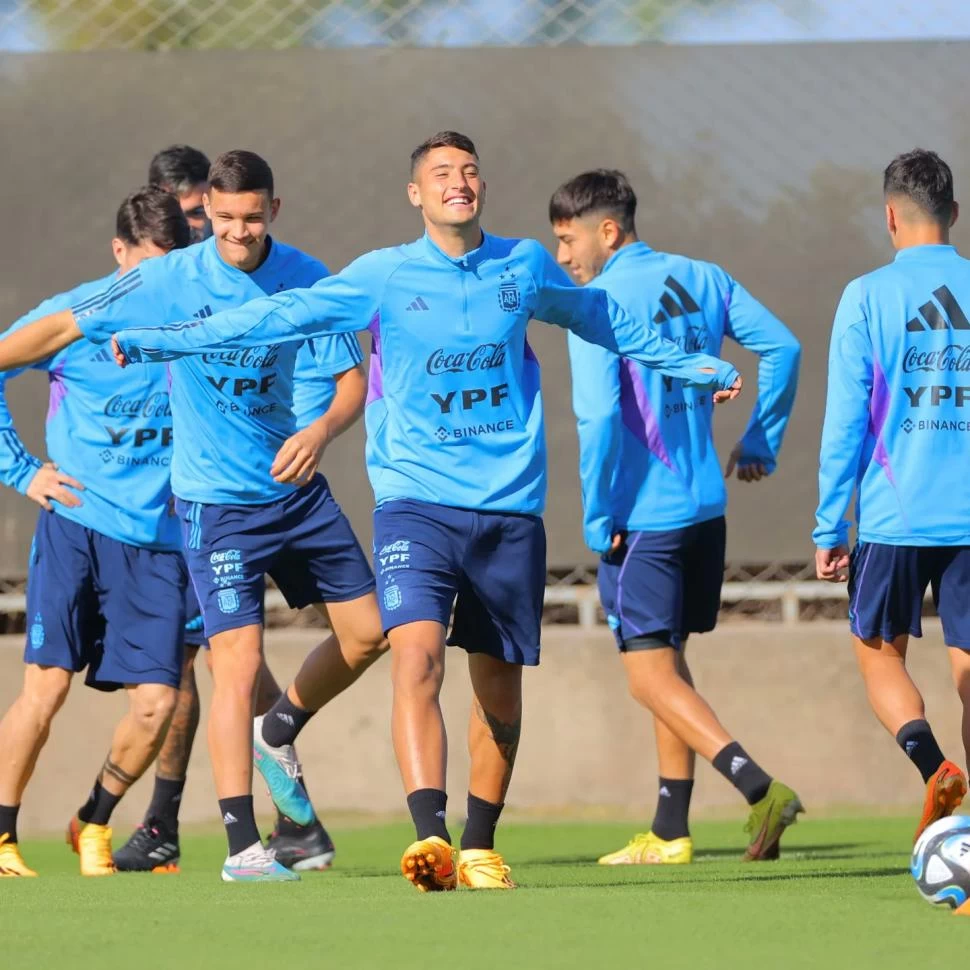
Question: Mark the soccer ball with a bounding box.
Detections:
[911,815,970,909]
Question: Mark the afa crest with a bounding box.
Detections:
[384,585,403,611]
[217,588,240,614]
[498,264,520,313]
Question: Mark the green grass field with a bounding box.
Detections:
[1,817,967,969]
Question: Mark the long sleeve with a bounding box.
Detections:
[529,247,739,391]
[115,255,385,363]
[567,331,622,554]
[813,282,872,549]
[724,279,801,472]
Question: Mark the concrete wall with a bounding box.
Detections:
[4,623,964,838]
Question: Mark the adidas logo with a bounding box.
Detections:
[435,810,447,820]
[89,348,114,364]
[223,812,238,824]
[276,712,295,727]
[193,304,214,320]
[905,740,919,756]
[658,786,671,798]
[653,276,700,324]
[406,296,430,312]
[730,756,748,776]
[906,286,969,332]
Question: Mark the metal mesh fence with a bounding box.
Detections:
[1,0,969,50]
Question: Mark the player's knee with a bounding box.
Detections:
[393,646,444,694]
[130,686,177,737]
[21,667,71,725]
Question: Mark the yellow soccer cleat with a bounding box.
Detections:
[68,818,116,877]
[457,849,516,889]
[400,836,456,892]
[0,833,37,877]
[597,831,693,866]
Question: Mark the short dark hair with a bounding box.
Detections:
[116,186,191,251]
[207,150,274,197]
[548,169,638,233]
[883,149,954,224]
[410,131,478,177]
[148,144,210,195]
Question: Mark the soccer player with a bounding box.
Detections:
[114,148,366,874]
[105,131,743,891]
[815,148,970,844]
[0,187,190,878]
[149,145,212,243]
[0,150,387,882]
[551,170,804,865]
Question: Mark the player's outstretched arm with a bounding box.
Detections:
[114,258,382,365]
[723,278,802,481]
[813,281,872,563]
[272,360,367,486]
[567,331,622,555]
[0,310,83,371]
[529,246,741,395]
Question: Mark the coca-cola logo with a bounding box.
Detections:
[201,345,281,368]
[902,344,970,374]
[426,342,507,376]
[674,326,710,354]
[104,391,171,418]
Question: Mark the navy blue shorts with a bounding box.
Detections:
[24,511,187,690]
[849,542,970,649]
[178,474,375,639]
[598,517,726,651]
[373,499,546,666]
[182,580,207,649]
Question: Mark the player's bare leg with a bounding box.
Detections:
[854,634,964,841]
[458,653,520,889]
[389,620,455,891]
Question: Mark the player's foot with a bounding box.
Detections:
[113,818,181,873]
[252,714,315,827]
[0,834,37,877]
[266,818,335,871]
[743,780,804,862]
[597,831,693,865]
[221,842,300,882]
[68,818,117,876]
[457,849,516,889]
[915,760,968,845]
[400,836,456,892]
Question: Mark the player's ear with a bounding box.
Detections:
[111,237,126,268]
[885,202,896,236]
[270,197,281,222]
[601,217,620,249]
[203,193,213,220]
[950,200,959,229]
[407,181,422,210]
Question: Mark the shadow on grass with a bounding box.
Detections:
[526,842,873,866]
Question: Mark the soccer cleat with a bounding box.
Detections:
[597,831,693,865]
[221,842,300,882]
[457,849,516,889]
[113,818,181,873]
[252,715,315,827]
[400,836,457,892]
[68,819,117,876]
[915,760,968,845]
[743,780,804,862]
[0,834,37,877]
[266,818,335,871]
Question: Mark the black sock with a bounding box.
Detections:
[713,742,772,806]
[0,803,19,843]
[651,778,694,841]
[896,719,946,783]
[145,777,185,831]
[261,694,314,748]
[461,793,504,851]
[406,788,450,843]
[77,780,122,826]
[219,795,262,857]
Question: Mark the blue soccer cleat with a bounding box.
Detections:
[252,715,316,827]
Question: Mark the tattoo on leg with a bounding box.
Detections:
[101,757,138,788]
[474,701,522,798]
[156,689,200,781]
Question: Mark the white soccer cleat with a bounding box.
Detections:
[221,841,299,882]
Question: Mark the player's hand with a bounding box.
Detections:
[724,444,767,482]
[26,462,84,511]
[610,532,626,553]
[271,426,329,486]
[111,336,128,368]
[816,545,850,583]
[713,375,743,405]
